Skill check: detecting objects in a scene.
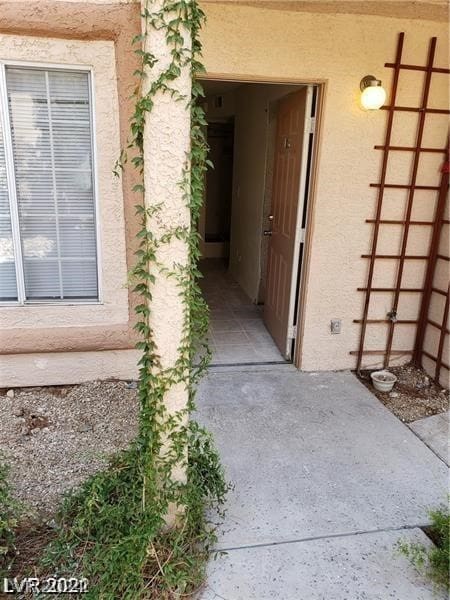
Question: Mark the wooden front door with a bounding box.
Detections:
[263,87,311,358]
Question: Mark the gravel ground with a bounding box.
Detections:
[359,363,449,423]
[2,366,447,518]
[0,380,139,517]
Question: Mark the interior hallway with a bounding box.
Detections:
[199,259,285,365]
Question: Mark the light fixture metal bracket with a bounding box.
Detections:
[360,75,382,91]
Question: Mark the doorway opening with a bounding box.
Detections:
[198,79,320,367]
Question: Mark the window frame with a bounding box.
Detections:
[0,60,102,306]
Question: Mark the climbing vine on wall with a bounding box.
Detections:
[41,2,228,597]
[126,0,215,520]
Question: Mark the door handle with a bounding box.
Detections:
[263,230,272,236]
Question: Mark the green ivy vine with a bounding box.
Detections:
[39,2,228,597]
[128,0,214,517]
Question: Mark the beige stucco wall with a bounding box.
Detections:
[1,1,448,386]
[0,34,132,385]
[141,0,192,413]
[199,3,449,371]
[422,189,449,388]
[234,1,449,22]
[1,350,140,387]
[0,0,137,3]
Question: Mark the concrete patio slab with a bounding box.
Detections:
[198,528,445,600]
[409,411,449,466]
[196,368,448,549]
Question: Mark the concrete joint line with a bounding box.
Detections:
[217,523,431,553]
[406,423,449,467]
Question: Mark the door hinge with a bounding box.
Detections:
[288,324,297,339]
[309,117,316,134]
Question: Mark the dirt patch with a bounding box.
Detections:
[5,522,56,582]
[0,380,139,518]
[358,363,449,423]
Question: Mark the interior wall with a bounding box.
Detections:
[229,83,300,302]
[200,3,449,371]
[200,87,236,258]
[204,87,236,119]
[205,122,234,243]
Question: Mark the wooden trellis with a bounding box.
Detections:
[413,157,450,382]
[353,32,450,384]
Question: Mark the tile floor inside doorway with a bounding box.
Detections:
[200,259,285,365]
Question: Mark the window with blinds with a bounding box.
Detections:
[0,65,98,302]
[0,104,17,300]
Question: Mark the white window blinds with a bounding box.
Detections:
[0,109,18,301]
[0,65,98,302]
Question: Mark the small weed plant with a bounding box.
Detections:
[42,424,227,598]
[0,455,21,577]
[398,504,449,592]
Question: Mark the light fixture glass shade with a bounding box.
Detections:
[361,84,386,110]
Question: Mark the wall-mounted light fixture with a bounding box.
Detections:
[360,75,386,110]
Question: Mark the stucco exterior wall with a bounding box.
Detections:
[422,189,449,388]
[0,0,137,3]
[0,1,142,386]
[199,3,449,371]
[0,1,448,386]
[141,0,192,428]
[231,1,448,22]
[1,350,140,387]
[0,35,133,384]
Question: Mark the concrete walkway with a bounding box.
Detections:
[409,410,449,466]
[196,366,448,600]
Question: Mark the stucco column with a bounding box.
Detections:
[141,3,191,491]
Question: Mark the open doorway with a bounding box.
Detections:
[198,79,319,366]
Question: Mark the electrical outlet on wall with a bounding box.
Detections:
[330,319,341,334]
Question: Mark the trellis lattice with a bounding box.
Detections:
[353,32,450,385]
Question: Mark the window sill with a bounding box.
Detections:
[0,300,103,307]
